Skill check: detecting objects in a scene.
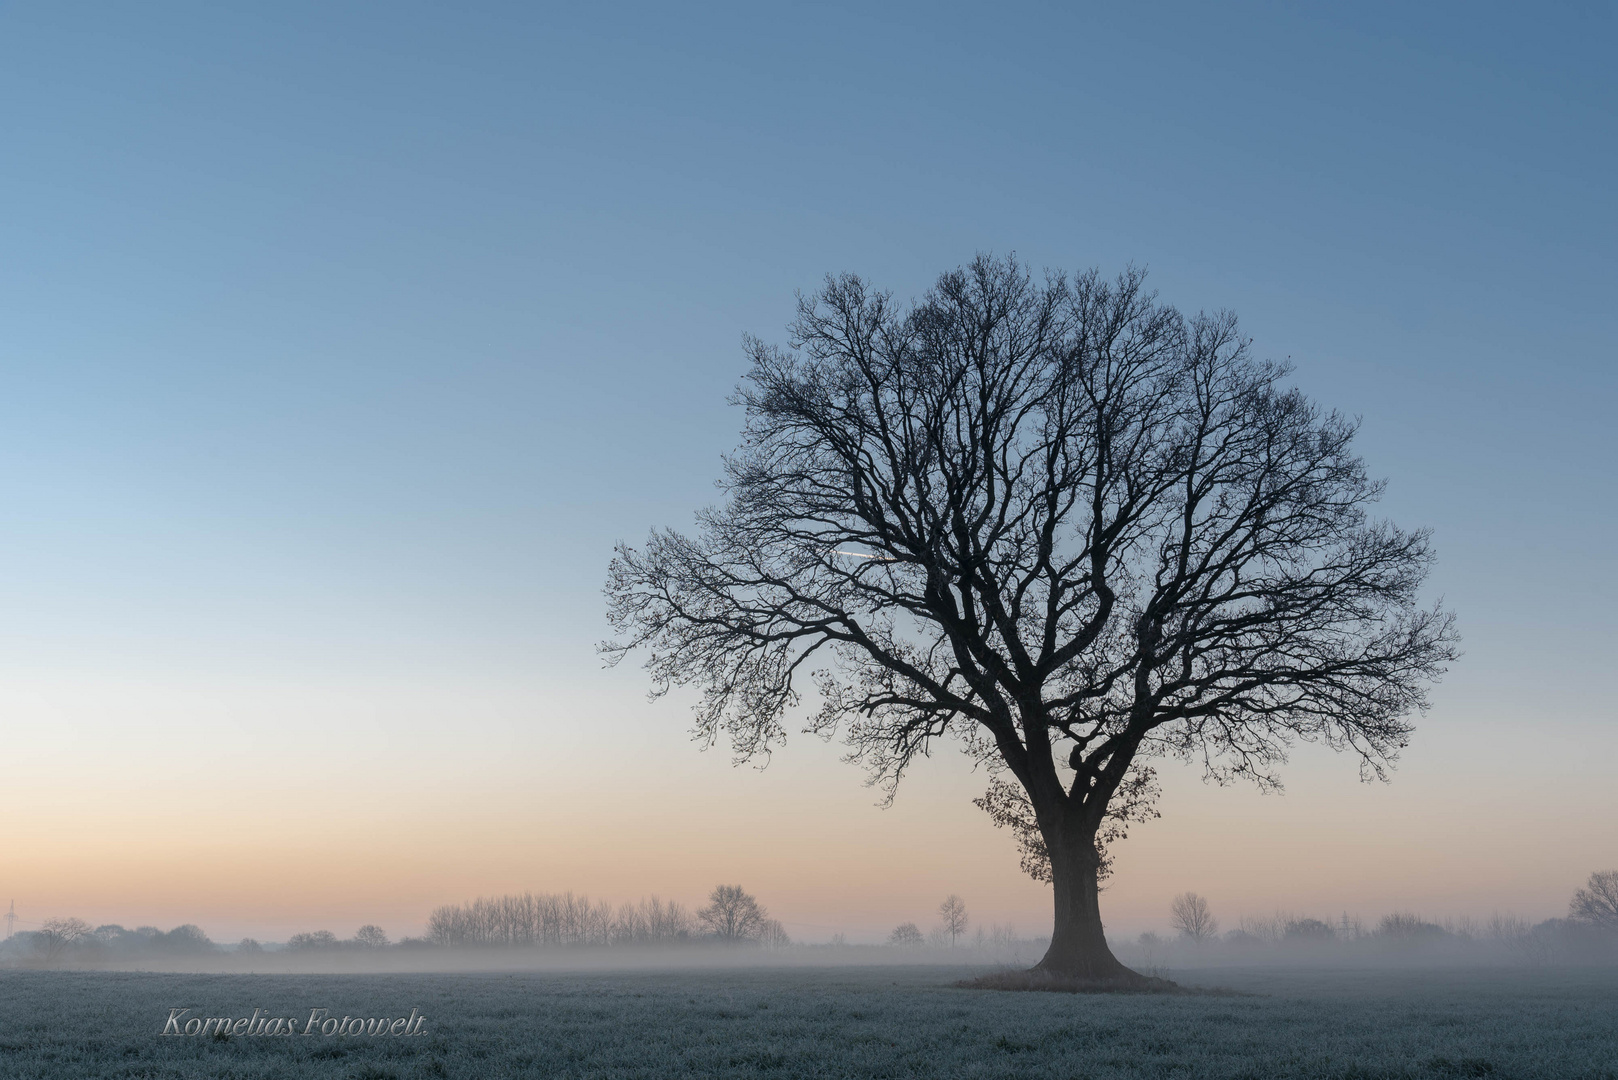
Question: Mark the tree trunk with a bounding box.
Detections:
[1034,828,1148,984]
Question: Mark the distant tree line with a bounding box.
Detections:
[285,925,410,951]
[426,893,686,948]
[1135,874,1618,961]
[11,871,1611,964]
[424,886,788,949]
[2,921,222,966]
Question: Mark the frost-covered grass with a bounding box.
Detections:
[1,964,1614,1078]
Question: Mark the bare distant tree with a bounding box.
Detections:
[697,885,769,942]
[90,924,126,946]
[36,917,91,965]
[353,925,390,948]
[1288,917,1338,942]
[1169,892,1218,942]
[237,938,264,954]
[985,923,1020,947]
[938,895,969,946]
[605,256,1457,983]
[888,922,924,946]
[759,918,792,948]
[151,925,215,954]
[287,930,340,951]
[636,896,695,942]
[1570,871,1618,931]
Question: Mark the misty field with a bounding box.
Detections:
[1,965,1615,1079]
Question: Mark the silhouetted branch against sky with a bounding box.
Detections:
[605,254,1458,835]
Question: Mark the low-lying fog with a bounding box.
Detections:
[9,876,1615,976]
[6,927,1614,977]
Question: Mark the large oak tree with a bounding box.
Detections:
[605,256,1457,983]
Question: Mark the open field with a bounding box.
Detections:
[1,964,1614,1079]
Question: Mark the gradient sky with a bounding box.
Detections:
[1,2,1613,944]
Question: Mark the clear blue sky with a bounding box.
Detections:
[0,3,1612,937]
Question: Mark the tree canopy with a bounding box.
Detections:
[605,255,1456,979]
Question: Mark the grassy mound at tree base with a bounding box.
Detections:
[955,968,1189,994]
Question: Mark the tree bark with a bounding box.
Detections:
[1034,826,1147,984]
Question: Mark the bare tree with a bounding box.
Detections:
[1570,871,1618,931]
[36,917,91,966]
[150,924,215,954]
[888,921,924,946]
[353,925,390,948]
[426,892,695,947]
[697,885,768,942]
[1169,892,1218,942]
[938,894,969,946]
[287,930,339,951]
[605,256,1457,983]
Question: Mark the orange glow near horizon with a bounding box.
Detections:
[2,669,1609,946]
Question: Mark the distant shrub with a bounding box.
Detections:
[888,922,924,946]
[1238,914,1288,943]
[287,930,340,951]
[1377,913,1447,940]
[1284,918,1336,943]
[236,938,263,954]
[151,925,215,954]
[91,924,130,946]
[352,925,390,949]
